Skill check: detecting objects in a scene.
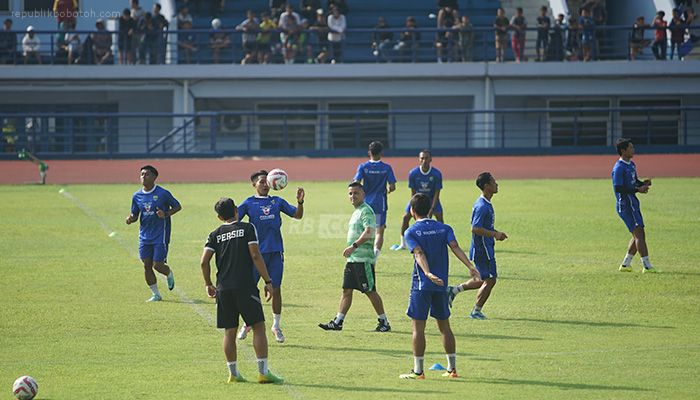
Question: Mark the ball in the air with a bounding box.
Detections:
[267,169,288,191]
[13,376,38,400]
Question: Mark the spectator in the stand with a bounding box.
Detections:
[55,22,69,64]
[579,8,595,61]
[300,0,322,23]
[236,9,259,64]
[256,12,276,64]
[131,0,146,22]
[299,19,314,63]
[629,16,650,60]
[328,0,348,16]
[652,11,668,60]
[457,15,473,62]
[119,8,136,64]
[584,0,606,59]
[22,26,41,64]
[510,7,527,63]
[270,0,286,20]
[279,4,302,32]
[0,19,16,65]
[327,6,346,63]
[436,5,459,63]
[153,3,169,64]
[395,16,421,62]
[566,16,580,61]
[683,8,699,59]
[92,19,113,65]
[372,16,393,62]
[309,9,330,63]
[178,20,198,64]
[548,13,565,61]
[53,0,77,30]
[209,18,231,64]
[282,13,301,64]
[177,6,193,29]
[536,6,550,61]
[493,7,509,62]
[139,12,160,64]
[131,0,146,63]
[669,8,685,59]
[65,29,82,65]
[438,0,458,8]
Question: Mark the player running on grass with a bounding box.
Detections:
[612,138,657,273]
[318,181,391,332]
[125,165,181,302]
[399,194,479,380]
[447,172,506,319]
[200,197,283,384]
[353,141,396,261]
[391,149,444,251]
[236,170,305,343]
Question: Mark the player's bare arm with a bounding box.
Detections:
[200,248,216,298]
[343,226,374,257]
[294,187,305,219]
[388,182,396,193]
[412,245,444,286]
[248,242,273,301]
[125,214,137,224]
[156,204,182,219]
[429,189,441,216]
[472,226,508,241]
[448,241,480,278]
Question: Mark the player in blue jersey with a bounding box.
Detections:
[391,149,443,251]
[447,172,507,320]
[399,194,479,380]
[125,165,182,302]
[353,141,397,260]
[235,170,305,343]
[612,138,656,273]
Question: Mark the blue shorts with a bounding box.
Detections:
[405,199,443,214]
[618,208,644,232]
[406,290,450,321]
[473,256,497,280]
[367,202,387,227]
[253,252,284,288]
[139,243,168,263]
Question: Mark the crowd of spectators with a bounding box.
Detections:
[1,0,699,65]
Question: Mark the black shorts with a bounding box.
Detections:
[343,262,376,293]
[216,287,265,329]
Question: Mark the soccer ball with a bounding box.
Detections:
[267,169,288,191]
[13,376,38,400]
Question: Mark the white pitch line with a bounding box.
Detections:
[59,188,304,399]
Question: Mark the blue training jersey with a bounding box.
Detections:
[408,166,443,200]
[353,160,397,212]
[611,158,641,212]
[130,185,181,245]
[404,219,456,291]
[237,195,297,254]
[469,195,496,260]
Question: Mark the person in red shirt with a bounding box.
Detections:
[652,10,668,60]
[53,0,78,30]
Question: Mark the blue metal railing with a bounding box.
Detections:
[1,106,698,158]
[2,24,696,65]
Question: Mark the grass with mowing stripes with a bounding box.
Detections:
[1,178,699,399]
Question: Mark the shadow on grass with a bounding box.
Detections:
[663,271,700,277]
[165,298,210,305]
[289,382,448,394]
[494,317,674,329]
[481,377,652,392]
[381,329,541,342]
[283,343,413,358]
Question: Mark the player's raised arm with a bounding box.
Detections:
[200,248,216,298]
[448,241,480,279]
[293,187,305,219]
[412,245,443,286]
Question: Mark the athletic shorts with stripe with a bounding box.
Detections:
[343,262,376,293]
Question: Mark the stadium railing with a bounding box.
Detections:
[1,106,699,158]
[1,25,696,65]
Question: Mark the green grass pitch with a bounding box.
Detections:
[1,178,699,399]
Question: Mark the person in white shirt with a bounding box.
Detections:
[327,6,346,63]
[22,26,41,64]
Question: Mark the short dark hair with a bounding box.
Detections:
[368,141,383,156]
[657,10,665,17]
[250,170,268,182]
[517,7,523,13]
[348,181,363,190]
[215,197,237,220]
[4,18,12,25]
[419,149,431,157]
[541,5,548,12]
[410,193,431,217]
[616,138,633,155]
[476,172,493,190]
[154,3,161,10]
[141,165,158,177]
